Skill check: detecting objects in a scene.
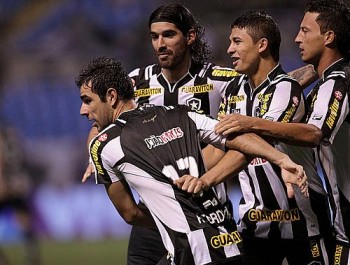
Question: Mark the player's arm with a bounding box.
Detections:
[105,179,155,228]
[288,64,318,89]
[175,132,308,198]
[82,127,100,182]
[215,114,323,147]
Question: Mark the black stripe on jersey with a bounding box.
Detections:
[340,190,350,242]
[254,165,282,239]
[160,220,196,265]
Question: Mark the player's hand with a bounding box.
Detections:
[173,175,205,196]
[82,163,95,183]
[215,113,253,135]
[279,157,308,198]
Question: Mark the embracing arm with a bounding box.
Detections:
[105,180,155,228]
[215,114,323,147]
[175,132,308,198]
[288,64,318,90]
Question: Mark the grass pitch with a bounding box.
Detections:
[2,238,129,265]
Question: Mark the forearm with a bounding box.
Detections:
[202,144,225,170]
[226,132,290,167]
[106,181,156,228]
[246,118,322,147]
[200,149,250,189]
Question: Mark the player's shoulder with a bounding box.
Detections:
[208,63,239,80]
[90,124,121,152]
[128,64,161,80]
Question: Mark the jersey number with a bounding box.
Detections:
[162,156,199,181]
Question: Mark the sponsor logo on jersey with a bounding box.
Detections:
[134,87,162,97]
[249,157,267,166]
[181,84,214,94]
[228,95,245,104]
[334,91,343,100]
[258,93,272,116]
[144,127,184,149]
[281,105,297,123]
[90,140,105,175]
[326,98,339,129]
[310,239,321,258]
[186,98,202,111]
[98,133,108,142]
[247,208,300,222]
[197,208,231,225]
[211,69,238,77]
[203,198,218,209]
[334,244,343,265]
[210,231,242,248]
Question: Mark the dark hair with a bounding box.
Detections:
[231,10,281,62]
[148,3,211,64]
[305,0,350,57]
[75,57,134,102]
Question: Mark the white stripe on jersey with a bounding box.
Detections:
[262,81,292,120]
[187,111,226,150]
[188,229,212,264]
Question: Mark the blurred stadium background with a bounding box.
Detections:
[0,0,345,264]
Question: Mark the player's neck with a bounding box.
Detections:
[315,50,343,78]
[249,59,278,90]
[113,100,137,120]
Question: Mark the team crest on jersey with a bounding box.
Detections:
[186,98,202,111]
[98,133,108,142]
[334,91,343,100]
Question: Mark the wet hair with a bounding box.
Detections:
[231,10,281,62]
[148,3,211,64]
[305,0,350,57]
[75,57,134,102]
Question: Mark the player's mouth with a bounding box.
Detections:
[231,57,239,67]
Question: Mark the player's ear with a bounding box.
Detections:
[258,38,268,53]
[187,29,196,45]
[106,88,118,106]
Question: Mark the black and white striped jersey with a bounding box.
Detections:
[129,62,238,118]
[89,105,241,265]
[129,61,237,210]
[306,58,350,244]
[219,64,327,240]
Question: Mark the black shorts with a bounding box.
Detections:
[127,226,166,265]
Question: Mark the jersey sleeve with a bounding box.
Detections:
[260,80,306,123]
[89,126,125,184]
[306,77,349,143]
[187,111,226,150]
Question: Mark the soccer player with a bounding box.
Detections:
[178,10,331,264]
[215,1,350,264]
[77,56,308,265]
